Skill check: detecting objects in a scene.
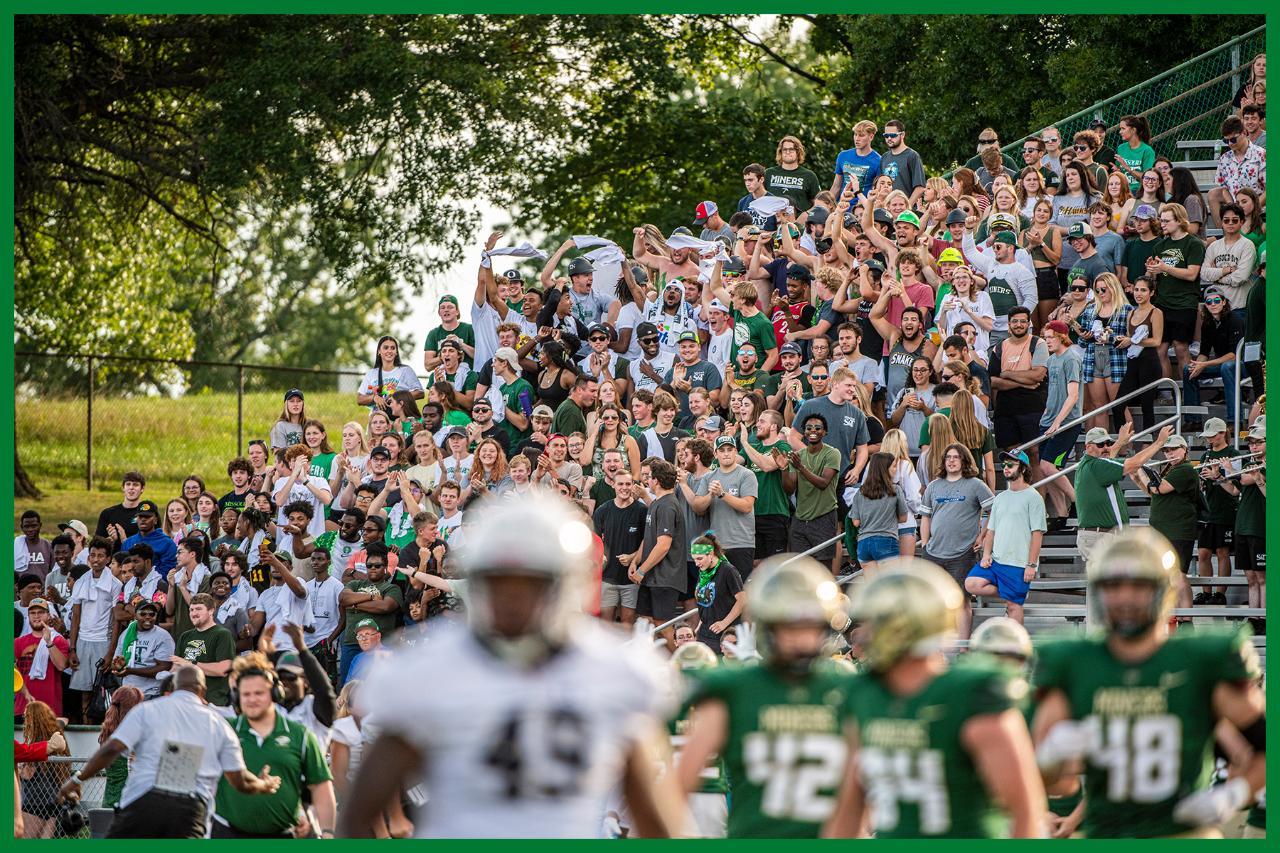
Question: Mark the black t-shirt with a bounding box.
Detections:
[694,559,744,653]
[1199,311,1243,361]
[593,500,648,586]
[480,424,510,456]
[966,359,993,398]
[95,503,140,539]
[763,257,790,295]
[397,538,449,620]
[218,489,251,514]
[855,298,885,360]
[989,336,1049,416]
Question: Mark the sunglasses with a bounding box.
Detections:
[601,415,619,421]
[1043,136,1060,143]
[1205,297,1224,305]
[979,138,998,145]
[810,374,829,380]
[1001,461,1020,468]
[883,132,901,138]
[639,336,659,344]
[589,335,609,342]
[940,373,954,381]
[1021,147,1041,155]
[1220,217,1241,224]
[1071,285,1089,292]
[1222,135,1240,145]
[1073,144,1090,152]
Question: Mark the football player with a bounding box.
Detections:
[1032,528,1266,838]
[667,641,729,838]
[338,498,682,838]
[673,554,853,838]
[826,559,1048,838]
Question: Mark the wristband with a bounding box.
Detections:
[480,253,492,269]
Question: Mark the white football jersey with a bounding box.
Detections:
[362,618,671,838]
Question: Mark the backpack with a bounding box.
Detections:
[85,660,121,725]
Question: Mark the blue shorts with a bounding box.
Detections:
[857,535,901,563]
[965,561,1031,605]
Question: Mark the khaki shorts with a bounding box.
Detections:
[600,581,638,610]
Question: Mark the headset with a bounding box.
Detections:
[229,666,284,713]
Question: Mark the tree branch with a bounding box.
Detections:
[713,16,827,87]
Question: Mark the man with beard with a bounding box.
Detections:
[628,321,675,396]
[110,601,174,699]
[666,330,723,426]
[336,546,402,686]
[635,279,699,354]
[594,469,647,629]
[870,298,935,406]
[766,343,811,412]
[541,240,613,330]
[578,322,630,399]
[989,307,1049,469]
[720,344,773,407]
[738,411,792,565]
[764,135,821,212]
[780,413,842,571]
[207,570,253,652]
[301,549,345,682]
[962,229,1037,349]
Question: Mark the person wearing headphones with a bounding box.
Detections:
[212,653,335,838]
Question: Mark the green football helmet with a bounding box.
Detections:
[969,616,1034,662]
[670,641,718,671]
[848,557,963,672]
[747,554,845,672]
[1086,527,1179,638]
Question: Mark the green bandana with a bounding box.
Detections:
[690,543,715,556]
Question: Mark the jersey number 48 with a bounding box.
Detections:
[1085,714,1182,802]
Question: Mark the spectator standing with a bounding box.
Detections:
[1199,202,1257,314]
[336,547,402,685]
[357,336,424,414]
[693,201,735,245]
[173,593,236,709]
[14,510,52,581]
[964,127,1021,173]
[1184,286,1243,431]
[693,438,759,580]
[918,444,993,638]
[422,295,476,371]
[988,306,1049,466]
[1218,420,1265,624]
[880,119,927,206]
[95,472,146,546]
[631,458,687,649]
[961,229,1037,346]
[1112,114,1156,193]
[738,413,791,563]
[490,346,534,449]
[595,469,647,628]
[270,389,308,451]
[780,413,842,570]
[1194,418,1238,604]
[1111,275,1165,432]
[688,532,745,654]
[59,667,280,838]
[302,549,345,679]
[764,135,821,212]
[1132,434,1199,615]
[121,501,178,576]
[1037,320,1084,526]
[207,571,253,653]
[832,120,882,199]
[14,598,70,717]
[790,367,872,486]
[110,601,174,699]
[165,536,212,641]
[67,537,122,718]
[1147,203,1204,381]
[665,331,723,425]
[1072,424,1172,564]
[551,374,598,437]
[967,451,1045,625]
[250,550,312,654]
[1208,115,1266,224]
[846,451,908,574]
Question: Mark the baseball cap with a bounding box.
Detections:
[1045,320,1070,336]
[284,388,304,401]
[945,208,968,226]
[1247,420,1266,440]
[566,257,595,277]
[501,269,524,283]
[693,201,718,224]
[1133,204,1159,220]
[369,445,393,459]
[676,330,699,344]
[700,415,725,430]
[807,206,830,226]
[863,259,886,274]
[493,346,521,369]
[895,211,922,229]
[1084,427,1113,445]
[1066,222,1089,240]
[937,247,964,265]
[663,278,685,291]
[26,597,50,612]
[276,652,306,673]
[1163,435,1188,450]
[714,435,737,449]
[1000,450,1030,467]
[439,338,463,352]
[531,405,554,419]
[58,519,89,539]
[636,321,660,339]
[1200,417,1228,437]
[587,322,614,340]
[136,600,160,615]
[873,208,893,225]
[438,294,459,307]
[1088,118,1108,129]
[708,298,730,314]
[670,226,693,238]
[441,425,469,442]
[779,342,803,356]
[135,500,160,517]
[993,231,1018,247]
[1202,285,1226,301]
[786,263,812,282]
[355,617,382,634]
[721,256,746,275]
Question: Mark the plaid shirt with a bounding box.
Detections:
[1078,302,1133,383]
[1215,143,1265,198]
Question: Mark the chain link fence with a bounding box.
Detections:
[17,756,102,838]
[15,351,424,502]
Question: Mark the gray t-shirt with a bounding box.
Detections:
[880,147,927,197]
[793,396,871,470]
[641,492,687,593]
[705,464,758,550]
[847,485,909,540]
[1042,349,1084,429]
[681,470,712,541]
[664,359,724,424]
[920,476,995,559]
[700,223,735,246]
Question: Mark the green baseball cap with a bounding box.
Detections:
[355,618,381,633]
[438,294,459,307]
[993,231,1018,247]
[895,211,922,229]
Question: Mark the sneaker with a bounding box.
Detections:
[1210,591,1227,605]
[1193,591,1210,605]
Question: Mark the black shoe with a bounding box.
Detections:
[1249,617,1266,636]
[1047,517,1066,533]
[1210,591,1227,605]
[1193,591,1210,605]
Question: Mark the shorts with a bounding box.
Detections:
[71,638,112,691]
[790,511,839,563]
[1039,424,1082,468]
[1235,533,1265,574]
[600,581,639,610]
[1165,538,1195,574]
[857,535,900,563]
[1036,267,1061,302]
[923,549,979,587]
[754,514,791,561]
[1162,307,1197,344]
[994,411,1043,450]
[687,792,729,839]
[723,547,756,582]
[1198,522,1233,551]
[636,584,682,622]
[965,561,1031,605]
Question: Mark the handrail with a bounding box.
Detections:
[1012,376,1182,457]
[779,533,845,570]
[1234,336,1246,450]
[1030,413,1182,492]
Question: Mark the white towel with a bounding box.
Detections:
[584,244,625,267]
[29,627,62,680]
[89,567,116,601]
[185,564,210,595]
[749,196,791,217]
[485,242,548,261]
[571,235,614,250]
[666,234,728,258]
[1127,325,1149,359]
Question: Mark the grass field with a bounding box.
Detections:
[16,390,373,533]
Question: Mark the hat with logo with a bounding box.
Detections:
[58,519,89,539]
[938,247,964,265]
[722,256,746,275]
[1202,285,1226,302]
[284,388,304,401]
[355,617,382,634]
[1000,450,1031,467]
[1200,417,1229,437]
[1067,266,1089,283]
[786,263,812,282]
[989,213,1018,232]
[277,652,306,673]
[1066,222,1090,240]
[136,600,160,615]
[531,404,555,419]
[1088,118,1108,130]
[369,445,393,459]
[670,226,693,238]
[1247,419,1266,440]
[636,321,660,339]
[714,435,737,449]
[676,330,699,344]
[663,278,685,292]
[863,258,886,274]
[438,294,459,307]
[807,206,830,226]
[779,342,803,357]
[567,257,595,277]
[1163,434,1188,450]
[588,322,617,341]
[26,597,50,613]
[135,500,160,517]
[1133,204,1159,220]
[693,201,719,224]
[873,208,893,225]
[1084,427,1113,445]
[501,268,525,283]
[700,415,725,431]
[895,211,922,229]
[993,231,1018,246]
[708,298,731,314]
[945,208,969,226]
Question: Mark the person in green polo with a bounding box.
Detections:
[214,655,335,838]
[1073,423,1172,566]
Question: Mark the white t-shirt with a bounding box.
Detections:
[471,299,508,369]
[359,365,424,400]
[68,570,123,642]
[615,302,645,362]
[253,584,313,652]
[273,476,330,545]
[438,511,464,543]
[330,716,364,784]
[706,327,733,376]
[114,626,176,698]
[628,351,676,394]
[323,534,362,575]
[438,455,474,492]
[305,575,345,644]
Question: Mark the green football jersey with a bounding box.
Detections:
[683,663,854,838]
[668,707,730,795]
[1033,629,1260,838]
[844,664,1024,838]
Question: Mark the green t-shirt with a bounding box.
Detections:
[1236,476,1265,538]
[384,502,417,550]
[1198,447,1239,525]
[308,452,337,482]
[743,438,790,517]
[551,397,588,437]
[732,368,776,398]
[669,674,729,795]
[1033,629,1260,838]
[683,663,854,838]
[215,713,332,834]
[1074,454,1128,529]
[1117,140,1156,193]
[763,165,822,212]
[1121,235,1160,281]
[341,578,404,643]
[1150,234,1207,311]
[176,624,236,706]
[497,377,535,447]
[794,443,841,520]
[425,368,479,395]
[1148,461,1198,541]
[844,664,1023,838]
[731,309,778,364]
[423,322,476,363]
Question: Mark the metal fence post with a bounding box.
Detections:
[1231,44,1241,102]
[237,364,245,456]
[86,355,94,490]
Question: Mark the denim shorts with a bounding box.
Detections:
[857,535,901,563]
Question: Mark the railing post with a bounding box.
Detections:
[86,355,94,491]
[1231,44,1242,104]
[237,364,245,455]
[1234,338,1245,450]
